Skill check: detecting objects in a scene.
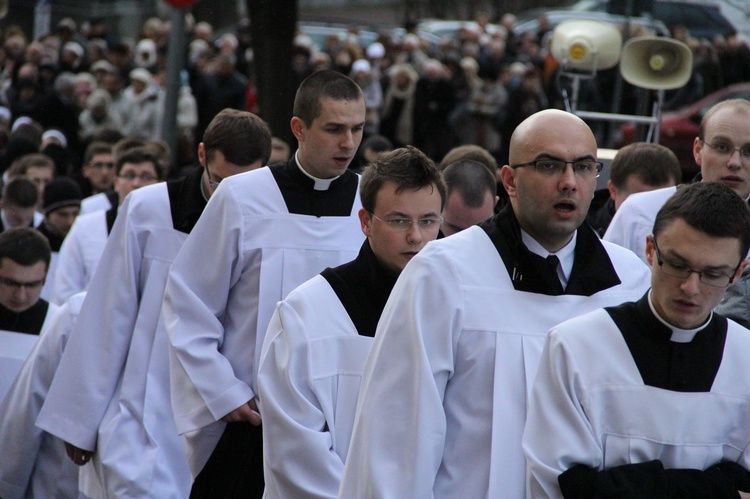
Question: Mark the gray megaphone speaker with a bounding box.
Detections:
[619,36,693,90]
[551,19,623,71]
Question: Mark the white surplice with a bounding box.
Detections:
[338,225,651,499]
[0,330,39,403]
[52,209,109,305]
[603,186,677,264]
[523,308,750,497]
[37,182,193,499]
[80,192,113,215]
[165,167,364,477]
[259,275,372,498]
[0,293,85,499]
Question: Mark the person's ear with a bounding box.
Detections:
[607,180,617,202]
[693,136,703,168]
[197,142,206,168]
[729,258,748,288]
[358,208,372,237]
[645,235,655,267]
[500,165,517,198]
[290,117,305,142]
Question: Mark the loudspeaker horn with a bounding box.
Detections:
[551,19,623,71]
[619,36,693,90]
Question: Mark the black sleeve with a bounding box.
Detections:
[559,460,750,499]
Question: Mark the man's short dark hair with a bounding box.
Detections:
[361,134,393,155]
[203,109,272,167]
[293,70,363,126]
[360,145,447,213]
[7,153,55,178]
[116,147,163,180]
[609,142,681,189]
[3,177,38,208]
[443,159,497,207]
[0,227,51,270]
[90,128,124,145]
[84,141,113,165]
[439,144,498,173]
[654,182,750,260]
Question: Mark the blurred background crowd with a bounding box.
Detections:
[0,1,748,187]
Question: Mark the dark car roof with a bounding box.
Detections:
[522,0,737,40]
[513,10,670,38]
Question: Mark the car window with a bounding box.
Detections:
[652,2,735,38]
[654,3,724,30]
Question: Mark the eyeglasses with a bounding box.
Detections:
[370,212,443,232]
[511,159,603,178]
[118,173,158,183]
[0,276,44,291]
[205,164,222,189]
[651,236,740,288]
[90,161,114,169]
[701,139,750,161]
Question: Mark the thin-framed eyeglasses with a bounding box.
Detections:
[205,164,222,189]
[651,236,741,288]
[0,276,45,291]
[369,212,443,232]
[511,159,603,178]
[700,139,750,161]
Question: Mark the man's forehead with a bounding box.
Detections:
[0,257,46,275]
[704,107,750,136]
[27,166,54,177]
[376,182,441,211]
[514,118,596,160]
[121,161,157,172]
[315,97,365,120]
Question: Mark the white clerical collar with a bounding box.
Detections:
[647,289,710,343]
[295,151,339,191]
[521,230,576,289]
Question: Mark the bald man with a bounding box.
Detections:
[339,109,651,498]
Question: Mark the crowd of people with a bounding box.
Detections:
[0,7,749,499]
[1,10,749,176]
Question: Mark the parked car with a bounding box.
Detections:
[417,19,505,40]
[613,83,750,180]
[513,10,670,39]
[298,22,383,52]
[533,0,738,40]
[298,22,442,53]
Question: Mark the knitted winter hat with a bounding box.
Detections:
[43,177,82,214]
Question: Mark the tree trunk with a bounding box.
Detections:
[247,0,297,148]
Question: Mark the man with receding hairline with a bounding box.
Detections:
[339,109,650,498]
[605,98,750,263]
